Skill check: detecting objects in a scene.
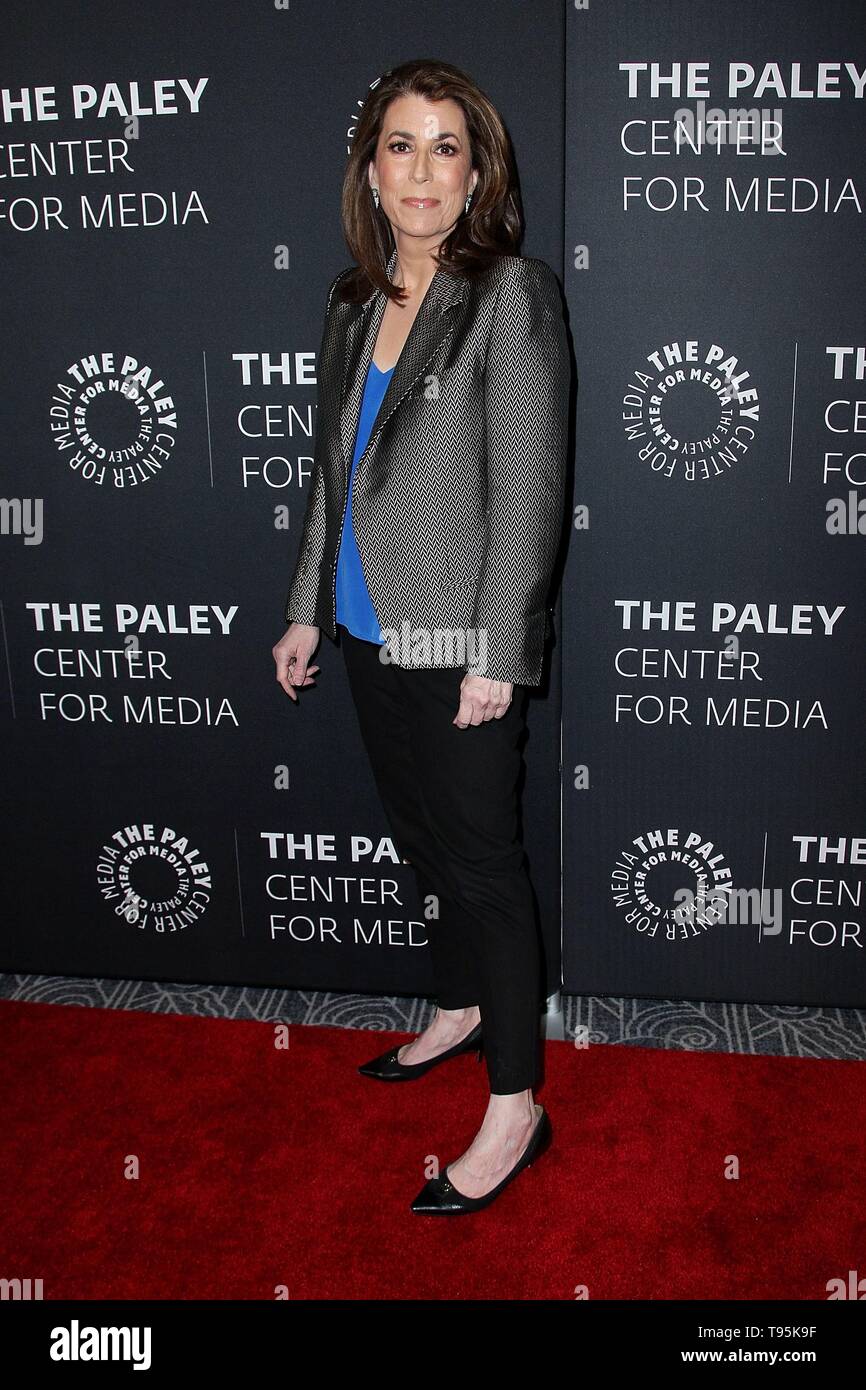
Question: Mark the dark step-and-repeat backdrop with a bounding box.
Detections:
[2,1,863,1011]
[563,0,865,1008]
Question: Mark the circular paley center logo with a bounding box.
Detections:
[49,352,178,488]
[611,827,734,942]
[97,823,212,933]
[622,338,760,481]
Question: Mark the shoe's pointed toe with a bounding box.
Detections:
[410,1174,467,1214]
[357,1045,403,1079]
[358,1022,483,1081]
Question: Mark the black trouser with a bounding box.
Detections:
[339,625,542,1094]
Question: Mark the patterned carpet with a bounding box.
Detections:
[1,973,864,1060]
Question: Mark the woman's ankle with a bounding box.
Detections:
[485,1089,537,1127]
[435,1004,480,1027]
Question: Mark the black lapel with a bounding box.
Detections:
[338,245,469,487]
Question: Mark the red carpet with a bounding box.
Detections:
[0,997,863,1300]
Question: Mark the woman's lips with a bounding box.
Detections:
[402,197,440,208]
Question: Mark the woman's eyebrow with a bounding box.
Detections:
[384,128,462,142]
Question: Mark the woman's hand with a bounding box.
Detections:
[273,622,321,703]
[453,674,513,728]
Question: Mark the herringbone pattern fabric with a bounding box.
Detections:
[284,247,570,685]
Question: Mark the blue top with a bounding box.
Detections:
[335,360,393,644]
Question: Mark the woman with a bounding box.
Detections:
[272,59,570,1214]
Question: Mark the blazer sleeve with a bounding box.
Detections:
[283,270,343,627]
[468,258,569,686]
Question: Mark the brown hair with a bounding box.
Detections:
[338,58,523,305]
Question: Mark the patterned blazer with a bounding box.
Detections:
[284,245,570,686]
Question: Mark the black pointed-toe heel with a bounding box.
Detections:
[410,1105,551,1214]
[358,1020,483,1081]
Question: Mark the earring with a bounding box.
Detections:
[371,187,380,209]
[464,191,473,214]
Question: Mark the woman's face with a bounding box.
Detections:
[368,93,478,247]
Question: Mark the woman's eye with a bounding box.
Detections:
[386,140,459,156]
